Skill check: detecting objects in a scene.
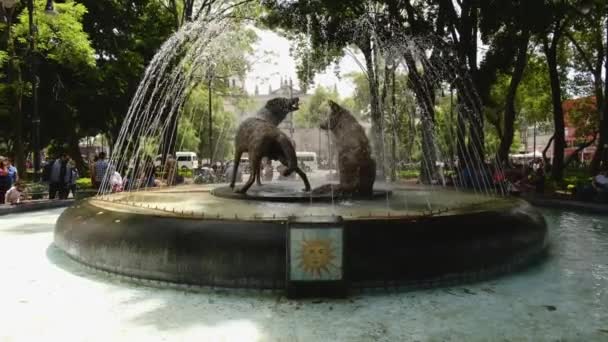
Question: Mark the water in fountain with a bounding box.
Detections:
[96,9,508,219]
[98,8,244,195]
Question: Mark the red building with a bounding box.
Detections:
[562,97,598,162]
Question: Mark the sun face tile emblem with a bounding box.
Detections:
[289,228,343,281]
[298,238,336,278]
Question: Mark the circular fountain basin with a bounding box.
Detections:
[54,183,548,291]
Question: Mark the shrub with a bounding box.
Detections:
[398,169,420,179]
[26,182,47,200]
[178,169,193,177]
[76,178,93,189]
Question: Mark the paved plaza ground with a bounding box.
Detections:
[0,208,606,341]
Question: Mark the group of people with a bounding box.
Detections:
[0,157,22,205]
[573,168,608,202]
[42,153,79,200]
[443,159,546,195]
[503,162,545,195]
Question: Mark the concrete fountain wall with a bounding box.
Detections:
[54,193,547,293]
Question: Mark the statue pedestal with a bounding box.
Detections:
[211,183,391,203]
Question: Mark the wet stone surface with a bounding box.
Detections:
[211,184,391,202]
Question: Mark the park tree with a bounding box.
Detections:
[180,84,236,162]
[74,0,175,148]
[262,0,521,182]
[477,1,547,165]
[167,23,256,162]
[562,0,607,172]
[0,0,95,175]
[538,0,603,180]
[485,54,554,163]
[261,0,409,177]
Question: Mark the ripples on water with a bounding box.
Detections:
[540,209,608,317]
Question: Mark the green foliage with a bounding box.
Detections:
[567,97,598,140]
[294,85,339,128]
[0,0,601,184]
[485,55,552,148]
[344,72,371,119]
[13,0,95,69]
[178,168,193,177]
[75,0,176,140]
[25,182,48,199]
[76,177,93,189]
[0,0,96,169]
[180,84,237,161]
[177,117,201,152]
[0,50,8,69]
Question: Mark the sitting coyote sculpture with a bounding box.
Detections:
[313,100,376,197]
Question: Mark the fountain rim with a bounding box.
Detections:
[86,184,516,222]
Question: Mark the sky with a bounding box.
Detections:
[244,28,362,98]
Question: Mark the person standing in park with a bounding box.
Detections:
[6,157,18,186]
[49,153,72,199]
[92,152,109,189]
[68,160,79,198]
[0,158,10,204]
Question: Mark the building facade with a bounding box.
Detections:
[520,97,599,163]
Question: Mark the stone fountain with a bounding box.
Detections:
[54,13,547,297]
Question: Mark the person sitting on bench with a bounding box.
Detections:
[5,181,26,205]
[592,169,608,192]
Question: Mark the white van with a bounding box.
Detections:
[296,151,318,172]
[154,152,198,170]
[175,151,198,170]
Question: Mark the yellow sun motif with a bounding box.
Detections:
[297,239,337,278]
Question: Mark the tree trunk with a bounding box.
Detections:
[67,135,86,174]
[4,13,26,179]
[184,0,194,22]
[391,68,397,181]
[403,51,437,183]
[456,0,485,162]
[13,83,25,179]
[543,36,566,181]
[360,37,385,178]
[592,17,608,171]
[564,134,597,169]
[542,134,555,172]
[498,31,530,164]
[600,15,608,167]
[456,100,467,170]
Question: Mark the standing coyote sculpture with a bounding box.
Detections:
[230,97,311,194]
